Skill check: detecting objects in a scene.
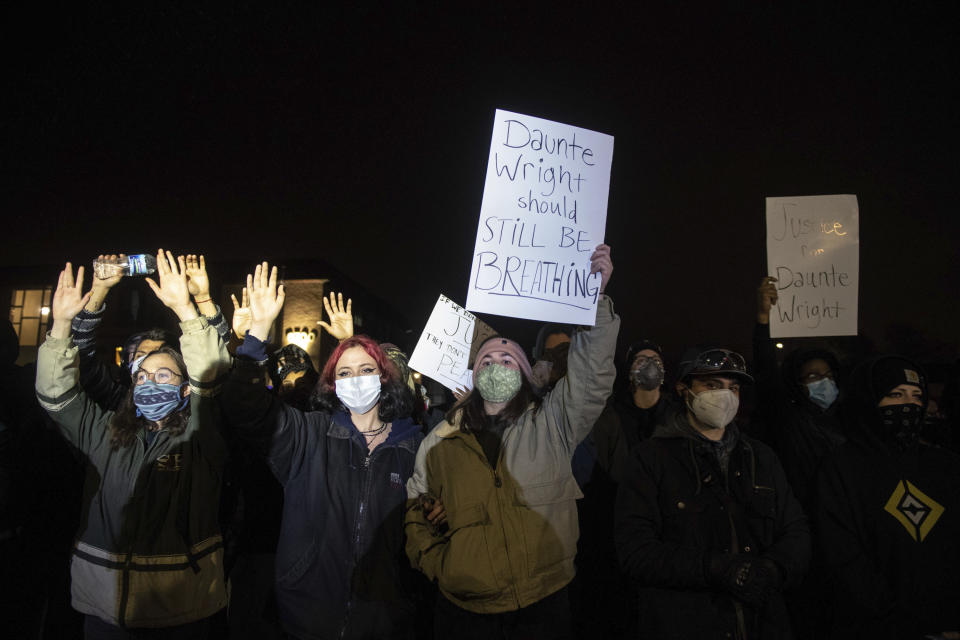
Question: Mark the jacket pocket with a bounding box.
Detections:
[514,477,582,577]
[744,487,778,546]
[439,502,500,599]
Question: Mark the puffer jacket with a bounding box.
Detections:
[405,295,619,614]
[35,317,229,628]
[615,411,810,640]
[219,335,423,640]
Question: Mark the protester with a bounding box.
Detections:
[816,355,960,638]
[70,253,230,411]
[218,262,428,640]
[753,276,846,510]
[405,244,618,639]
[615,347,810,639]
[36,253,230,638]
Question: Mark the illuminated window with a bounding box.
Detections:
[9,287,52,347]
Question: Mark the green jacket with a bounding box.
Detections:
[405,296,620,613]
[35,317,229,628]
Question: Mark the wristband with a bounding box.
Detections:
[194,297,211,304]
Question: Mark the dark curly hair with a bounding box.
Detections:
[310,335,413,422]
[108,346,191,449]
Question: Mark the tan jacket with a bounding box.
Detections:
[405,296,619,613]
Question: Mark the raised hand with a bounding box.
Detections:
[589,243,614,294]
[231,287,252,339]
[185,254,211,299]
[318,291,354,341]
[51,262,92,339]
[85,253,127,311]
[756,276,779,325]
[246,261,286,342]
[145,249,199,322]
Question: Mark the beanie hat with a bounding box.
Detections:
[871,356,926,405]
[626,340,664,368]
[472,337,534,387]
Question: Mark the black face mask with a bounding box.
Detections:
[879,403,924,450]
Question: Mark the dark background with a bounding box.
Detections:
[5,3,958,367]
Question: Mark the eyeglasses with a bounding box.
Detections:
[800,370,834,383]
[135,367,183,385]
[632,355,664,368]
[688,349,748,375]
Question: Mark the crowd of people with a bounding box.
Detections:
[1,246,958,639]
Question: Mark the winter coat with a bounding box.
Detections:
[34,317,230,628]
[816,356,960,638]
[404,295,620,614]
[219,336,423,640]
[752,323,846,513]
[615,411,810,640]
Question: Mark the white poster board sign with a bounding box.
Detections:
[765,194,859,338]
[465,109,614,325]
[409,294,495,392]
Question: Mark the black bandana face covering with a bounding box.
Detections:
[879,403,923,450]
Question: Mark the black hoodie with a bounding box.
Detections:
[816,356,960,638]
[753,323,846,515]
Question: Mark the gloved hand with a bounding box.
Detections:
[706,554,782,607]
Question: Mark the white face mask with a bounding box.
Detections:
[335,374,381,415]
[686,388,739,429]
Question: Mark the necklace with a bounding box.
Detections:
[358,421,388,437]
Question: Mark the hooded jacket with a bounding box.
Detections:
[34,317,230,628]
[404,295,619,614]
[219,335,423,640]
[753,323,846,513]
[615,410,810,640]
[816,356,960,638]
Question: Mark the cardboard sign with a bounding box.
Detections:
[765,195,859,337]
[465,109,614,325]
[409,294,496,392]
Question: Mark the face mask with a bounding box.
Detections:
[475,364,522,403]
[879,402,923,450]
[134,381,188,422]
[335,374,381,415]
[686,388,739,429]
[806,378,839,410]
[631,360,665,390]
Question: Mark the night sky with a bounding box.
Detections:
[6,4,958,366]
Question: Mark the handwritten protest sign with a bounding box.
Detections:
[409,294,496,392]
[766,195,859,338]
[466,109,614,325]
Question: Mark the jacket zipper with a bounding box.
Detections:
[724,458,748,640]
[340,447,373,639]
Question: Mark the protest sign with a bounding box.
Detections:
[466,109,614,325]
[765,194,859,338]
[409,294,496,392]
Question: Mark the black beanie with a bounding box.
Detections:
[871,357,926,405]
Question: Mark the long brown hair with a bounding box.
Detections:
[108,346,191,449]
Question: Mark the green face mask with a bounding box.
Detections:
[475,364,522,403]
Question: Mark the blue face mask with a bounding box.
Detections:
[133,381,189,422]
[806,378,839,410]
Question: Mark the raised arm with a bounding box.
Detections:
[37,262,113,451]
[149,250,231,463]
[218,262,325,484]
[70,253,127,410]
[542,244,620,451]
[185,254,231,343]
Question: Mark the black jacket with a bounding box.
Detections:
[752,323,846,514]
[816,356,960,638]
[616,411,810,640]
[220,347,422,640]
